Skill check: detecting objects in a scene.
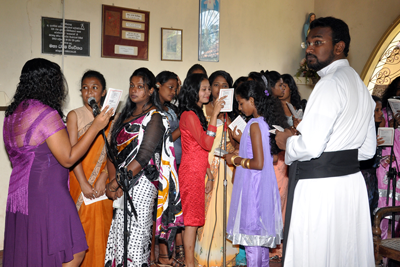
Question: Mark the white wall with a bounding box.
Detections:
[0,0,315,250]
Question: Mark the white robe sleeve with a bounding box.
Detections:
[285,79,344,165]
[358,114,377,161]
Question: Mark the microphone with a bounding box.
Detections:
[88,97,100,117]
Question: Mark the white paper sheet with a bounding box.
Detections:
[81,192,108,205]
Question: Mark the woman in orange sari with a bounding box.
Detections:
[67,70,114,267]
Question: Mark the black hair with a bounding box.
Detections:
[231,76,248,120]
[236,80,289,155]
[81,70,107,105]
[248,72,263,84]
[155,70,179,113]
[248,71,278,98]
[372,95,382,103]
[186,64,207,78]
[261,70,281,90]
[281,74,303,110]
[110,67,162,156]
[310,16,351,57]
[6,58,67,118]
[382,76,400,108]
[233,76,247,89]
[208,70,233,102]
[178,73,209,131]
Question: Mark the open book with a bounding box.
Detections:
[214,147,229,157]
[218,88,235,112]
[269,125,284,135]
[101,88,123,115]
[378,127,394,146]
[388,98,400,115]
[286,102,303,119]
[229,115,247,135]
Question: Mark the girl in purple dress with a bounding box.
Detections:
[2,58,113,267]
[225,80,284,267]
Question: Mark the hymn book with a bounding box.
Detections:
[269,125,285,135]
[286,102,303,119]
[218,88,234,112]
[214,147,229,157]
[102,88,123,115]
[388,98,400,115]
[229,115,247,135]
[378,127,394,146]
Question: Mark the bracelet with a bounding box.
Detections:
[246,159,251,169]
[241,158,247,168]
[101,169,108,174]
[208,179,215,182]
[206,130,216,137]
[231,155,239,167]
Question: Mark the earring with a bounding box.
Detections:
[156,84,160,88]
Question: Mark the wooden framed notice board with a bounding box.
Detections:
[102,5,150,60]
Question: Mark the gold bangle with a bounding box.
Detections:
[101,169,108,174]
[246,159,251,169]
[241,158,247,168]
[231,155,239,167]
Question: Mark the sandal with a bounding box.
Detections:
[175,245,185,264]
[158,254,185,267]
[269,255,282,263]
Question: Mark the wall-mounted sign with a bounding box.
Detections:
[41,17,90,56]
[102,5,150,60]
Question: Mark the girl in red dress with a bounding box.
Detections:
[178,73,225,267]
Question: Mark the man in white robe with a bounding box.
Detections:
[276,17,376,267]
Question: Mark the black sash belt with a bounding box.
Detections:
[282,149,359,265]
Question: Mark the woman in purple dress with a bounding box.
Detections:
[225,80,284,267]
[2,58,113,267]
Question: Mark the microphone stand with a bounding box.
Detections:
[385,99,399,238]
[91,105,136,267]
[223,113,228,267]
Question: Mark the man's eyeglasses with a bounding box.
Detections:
[301,40,327,49]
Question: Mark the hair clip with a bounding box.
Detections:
[264,90,269,96]
[261,75,269,88]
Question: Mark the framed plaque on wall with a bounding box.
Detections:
[102,5,150,60]
[161,28,182,61]
[42,17,90,56]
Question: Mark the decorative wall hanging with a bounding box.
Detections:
[102,5,150,60]
[198,0,220,62]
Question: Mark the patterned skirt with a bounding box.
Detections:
[105,176,157,267]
